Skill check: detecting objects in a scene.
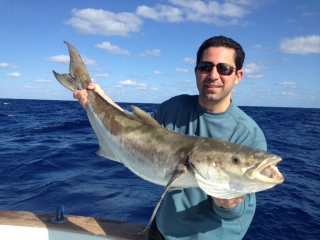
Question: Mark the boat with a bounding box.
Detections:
[0,210,148,239]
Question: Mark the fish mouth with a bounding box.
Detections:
[246,157,284,184]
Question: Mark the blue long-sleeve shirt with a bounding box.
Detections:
[150,95,267,240]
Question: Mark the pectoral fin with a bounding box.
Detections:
[140,163,187,234]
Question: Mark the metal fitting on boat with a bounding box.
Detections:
[51,205,68,224]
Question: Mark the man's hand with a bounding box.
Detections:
[73,82,123,111]
[73,82,97,108]
[211,196,243,209]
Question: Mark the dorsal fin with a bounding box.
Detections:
[130,105,160,127]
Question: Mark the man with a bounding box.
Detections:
[74,36,266,239]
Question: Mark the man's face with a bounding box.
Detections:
[195,47,243,112]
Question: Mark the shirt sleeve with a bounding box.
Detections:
[252,140,267,151]
[212,193,256,239]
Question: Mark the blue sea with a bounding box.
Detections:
[1,98,319,239]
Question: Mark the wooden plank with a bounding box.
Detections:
[0,211,148,240]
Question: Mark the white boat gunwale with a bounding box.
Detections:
[0,210,148,240]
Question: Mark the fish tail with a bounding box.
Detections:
[52,41,91,91]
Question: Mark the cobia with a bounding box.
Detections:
[53,41,284,227]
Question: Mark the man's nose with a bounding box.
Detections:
[208,65,219,79]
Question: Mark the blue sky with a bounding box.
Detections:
[0,0,319,108]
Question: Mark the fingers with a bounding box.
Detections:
[87,82,96,90]
[86,83,105,96]
[73,83,106,110]
[234,197,243,204]
[73,89,88,109]
[73,83,97,109]
[211,196,244,209]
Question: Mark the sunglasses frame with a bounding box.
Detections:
[197,61,236,76]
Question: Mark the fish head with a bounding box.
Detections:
[188,140,284,199]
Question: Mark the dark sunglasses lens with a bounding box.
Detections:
[197,63,213,73]
[217,63,233,75]
[198,62,234,75]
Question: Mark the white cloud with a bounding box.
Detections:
[279,81,298,88]
[136,5,183,22]
[45,55,70,64]
[139,49,161,57]
[116,80,147,88]
[175,68,189,73]
[163,83,176,87]
[167,0,249,24]
[154,70,167,76]
[92,68,105,72]
[253,44,262,49]
[0,63,10,68]
[65,8,142,36]
[45,55,97,65]
[296,5,307,9]
[280,35,320,55]
[115,79,159,91]
[253,44,269,50]
[281,91,297,96]
[64,2,251,38]
[252,87,271,93]
[24,85,36,89]
[286,19,295,23]
[243,63,267,79]
[136,0,249,26]
[92,73,110,78]
[179,79,193,84]
[34,78,52,83]
[123,60,133,64]
[183,57,196,65]
[7,72,21,77]
[301,12,317,17]
[95,42,130,55]
[82,56,98,65]
[0,63,17,68]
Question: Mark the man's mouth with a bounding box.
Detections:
[205,85,221,89]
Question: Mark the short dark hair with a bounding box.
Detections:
[196,36,245,70]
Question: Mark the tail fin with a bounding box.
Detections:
[52,41,91,91]
[52,71,78,91]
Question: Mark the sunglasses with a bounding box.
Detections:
[197,61,236,76]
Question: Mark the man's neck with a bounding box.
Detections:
[199,98,232,113]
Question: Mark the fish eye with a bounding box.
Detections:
[232,157,241,164]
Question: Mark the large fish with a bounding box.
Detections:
[53,41,284,226]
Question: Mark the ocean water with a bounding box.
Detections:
[0,98,319,240]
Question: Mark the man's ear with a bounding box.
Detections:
[235,69,244,85]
